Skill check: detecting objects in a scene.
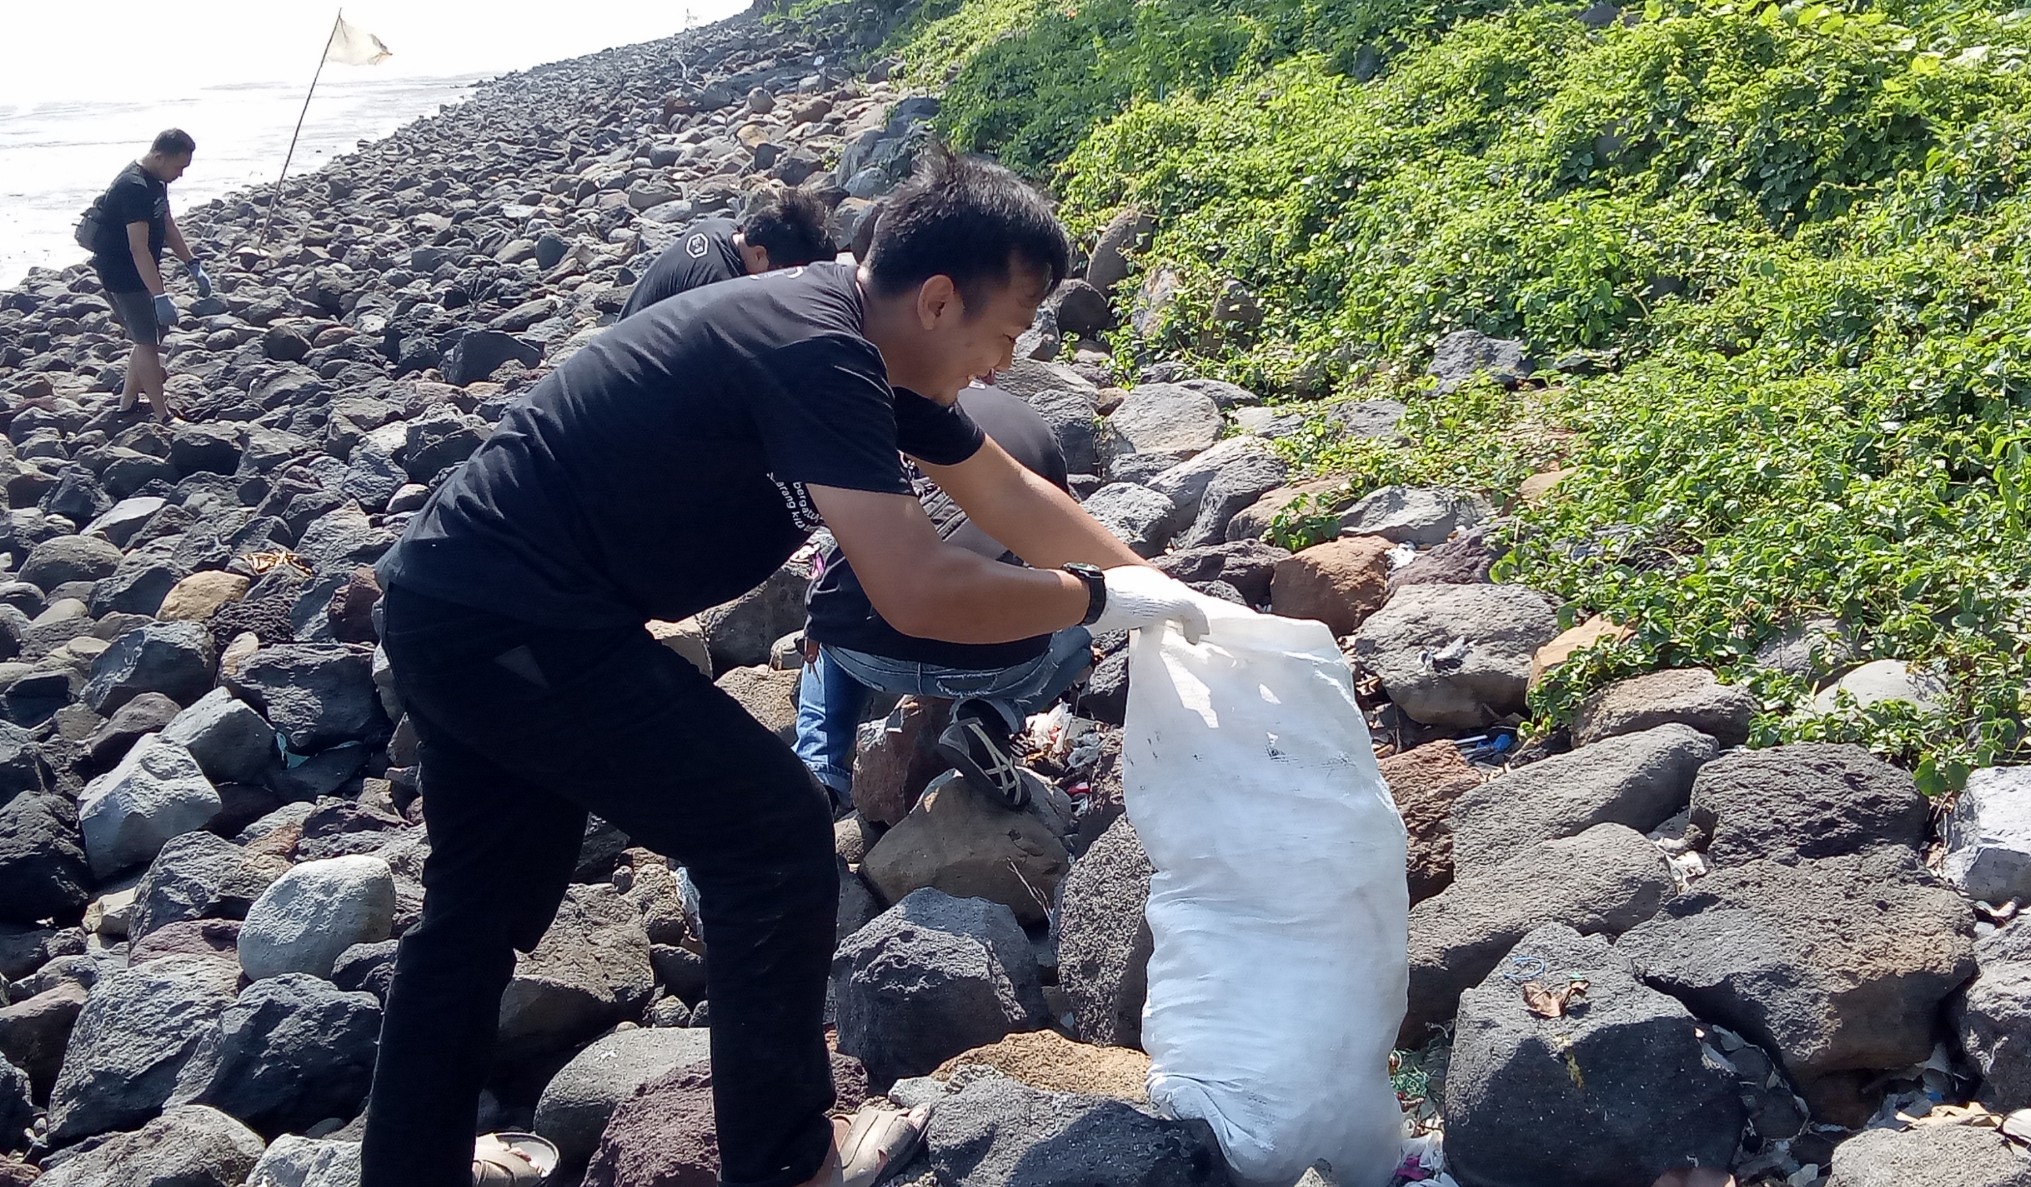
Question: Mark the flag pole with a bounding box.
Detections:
[259,9,343,245]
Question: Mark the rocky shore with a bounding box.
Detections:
[0,5,2026,1186]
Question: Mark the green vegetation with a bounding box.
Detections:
[812,0,2031,786]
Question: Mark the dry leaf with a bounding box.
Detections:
[1521,979,1589,1018]
[1908,1103,2003,1129]
[2001,1108,2031,1144]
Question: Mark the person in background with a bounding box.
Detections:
[84,128,211,424]
[794,381,1090,814]
[619,185,833,319]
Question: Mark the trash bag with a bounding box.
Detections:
[1124,597,1409,1187]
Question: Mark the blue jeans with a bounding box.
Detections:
[793,628,1094,806]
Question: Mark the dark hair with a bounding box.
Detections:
[739,187,833,268]
[151,128,197,157]
[865,144,1072,309]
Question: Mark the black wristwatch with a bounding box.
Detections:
[1064,563,1106,625]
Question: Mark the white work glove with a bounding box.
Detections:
[1091,565,1210,644]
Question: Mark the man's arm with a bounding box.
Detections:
[914,437,1146,570]
[164,212,194,264]
[126,222,166,297]
[807,483,1091,644]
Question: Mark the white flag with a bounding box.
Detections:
[326,16,393,66]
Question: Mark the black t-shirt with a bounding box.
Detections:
[805,384,1071,670]
[378,262,986,629]
[618,219,745,319]
[91,163,169,293]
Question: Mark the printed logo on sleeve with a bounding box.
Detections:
[685,233,710,259]
[769,474,824,531]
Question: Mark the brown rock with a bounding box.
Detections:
[1378,742,1482,904]
[1224,477,1354,544]
[935,1030,1149,1102]
[325,567,383,644]
[862,778,1070,925]
[128,919,242,967]
[583,1052,868,1187]
[851,697,953,828]
[157,572,251,623]
[0,981,88,1100]
[647,618,712,677]
[1270,535,1394,637]
[0,1158,35,1186]
[713,666,800,742]
[1529,616,1634,688]
[1516,468,1572,505]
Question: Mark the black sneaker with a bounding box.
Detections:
[936,715,1030,810]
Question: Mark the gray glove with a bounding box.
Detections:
[151,294,177,331]
[185,259,213,298]
[1091,566,1211,644]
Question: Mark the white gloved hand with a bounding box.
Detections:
[1091,565,1211,644]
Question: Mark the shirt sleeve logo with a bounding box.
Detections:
[768,474,824,531]
[685,233,709,259]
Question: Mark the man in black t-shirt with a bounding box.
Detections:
[618,186,832,319]
[85,128,213,424]
[360,147,1211,1187]
[794,383,1089,812]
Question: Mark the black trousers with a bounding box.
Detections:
[359,586,840,1187]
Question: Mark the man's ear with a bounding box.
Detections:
[915,274,961,330]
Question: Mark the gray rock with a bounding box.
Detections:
[1810,658,1948,715]
[1618,848,1975,1102]
[497,884,655,1060]
[441,330,541,388]
[1826,1123,2030,1187]
[1096,384,1221,475]
[1055,816,1153,1049]
[1024,389,1100,476]
[83,496,168,550]
[0,720,56,802]
[1404,824,1672,1043]
[1145,437,1281,520]
[1353,583,1561,728]
[696,560,808,673]
[227,643,388,751]
[20,535,124,589]
[130,830,288,941]
[1444,924,1742,1186]
[78,734,221,879]
[244,1135,363,1187]
[1943,766,2031,904]
[160,688,280,785]
[84,691,181,769]
[1050,280,1113,336]
[0,792,89,924]
[1572,667,1759,748]
[330,939,397,1003]
[1081,483,1179,558]
[1179,456,1290,549]
[1752,618,1857,681]
[533,1027,713,1167]
[83,621,217,714]
[1955,921,2031,1112]
[1388,524,1503,590]
[240,855,397,980]
[1686,743,1928,867]
[0,1057,26,1154]
[903,1075,1229,1187]
[35,1104,265,1187]
[1151,540,1290,605]
[1086,209,1156,295]
[1430,330,1531,395]
[1450,724,1716,876]
[169,973,381,1137]
[833,889,1047,1087]
[1337,485,1491,546]
[46,955,241,1145]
